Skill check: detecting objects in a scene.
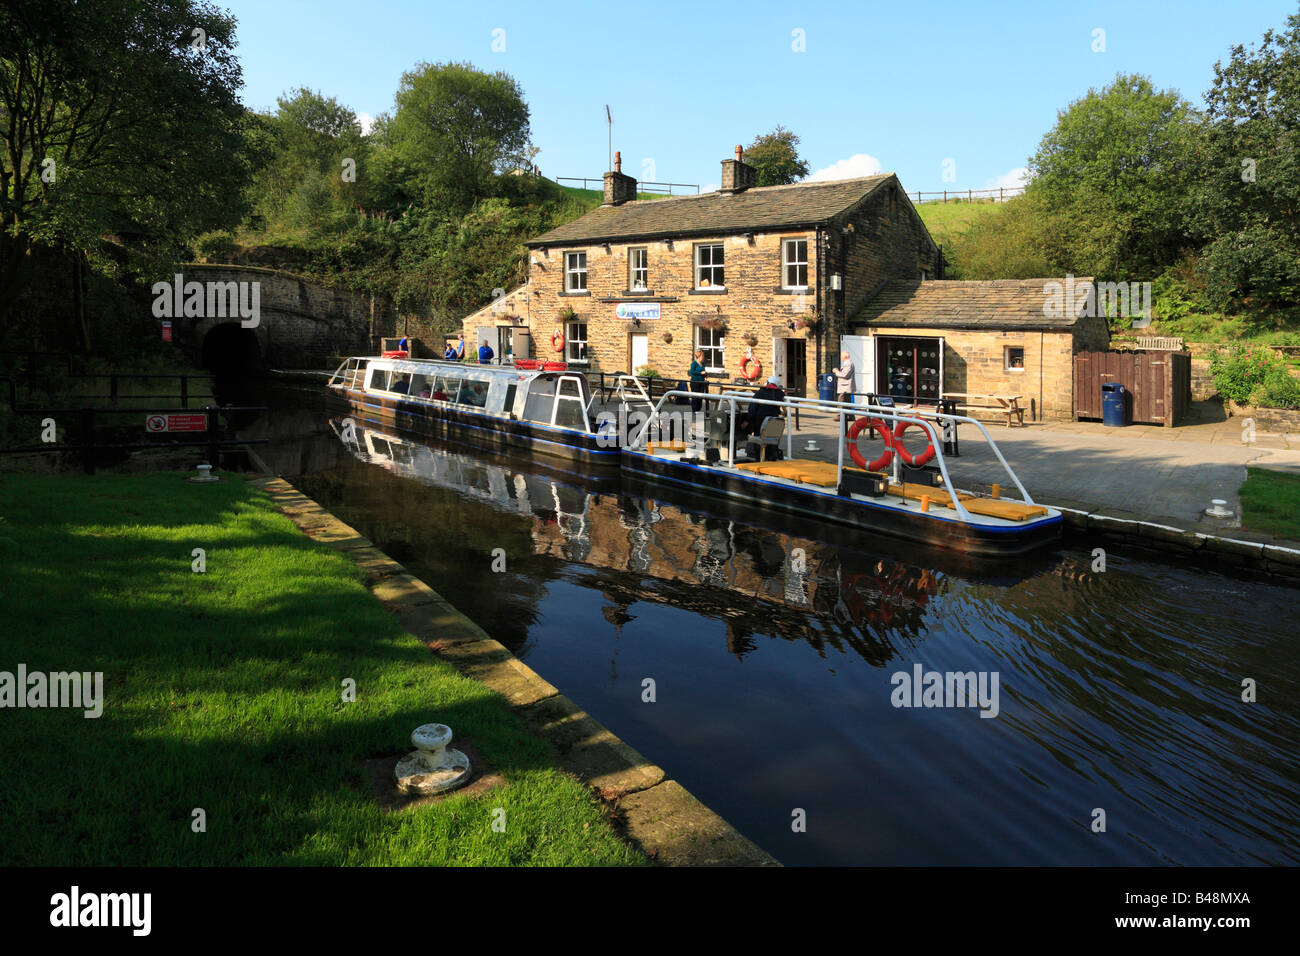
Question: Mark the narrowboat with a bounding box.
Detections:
[326,358,1061,558]
[326,356,620,471]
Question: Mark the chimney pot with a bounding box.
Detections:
[614,151,622,173]
[735,145,743,161]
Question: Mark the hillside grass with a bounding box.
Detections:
[915,199,1006,255]
[0,472,646,866]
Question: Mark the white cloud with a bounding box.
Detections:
[357,112,375,136]
[806,153,884,183]
[703,182,720,194]
[985,165,1030,191]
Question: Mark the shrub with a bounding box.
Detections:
[1210,345,1291,403]
[1260,366,1300,408]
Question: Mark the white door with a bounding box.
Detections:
[771,339,787,388]
[841,334,874,401]
[631,334,649,374]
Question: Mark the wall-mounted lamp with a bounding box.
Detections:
[633,318,641,327]
[786,320,796,331]
[742,232,754,243]
[602,242,611,252]
[842,223,855,235]
[664,239,674,250]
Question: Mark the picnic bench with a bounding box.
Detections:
[943,392,1025,427]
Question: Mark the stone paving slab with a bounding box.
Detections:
[516,694,666,795]
[617,781,779,867]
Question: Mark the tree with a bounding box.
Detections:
[0,0,255,343]
[1028,74,1199,281]
[378,61,531,215]
[1192,10,1300,310]
[745,126,809,186]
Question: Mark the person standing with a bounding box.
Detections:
[478,339,494,364]
[833,350,855,425]
[398,335,409,355]
[688,350,707,412]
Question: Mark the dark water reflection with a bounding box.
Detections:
[257,383,1299,866]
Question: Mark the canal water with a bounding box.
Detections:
[242,380,1300,866]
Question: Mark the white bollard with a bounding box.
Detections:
[395,723,471,794]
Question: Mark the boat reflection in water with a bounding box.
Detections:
[329,416,960,663]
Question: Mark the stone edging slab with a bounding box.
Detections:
[248,474,779,867]
[1049,502,1300,580]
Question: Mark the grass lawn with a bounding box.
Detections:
[0,472,645,866]
[915,198,1003,250]
[1238,467,1300,541]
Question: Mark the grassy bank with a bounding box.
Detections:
[0,472,644,865]
[1238,467,1300,541]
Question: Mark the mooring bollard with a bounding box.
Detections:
[395,723,471,794]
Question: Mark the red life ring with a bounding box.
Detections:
[892,421,937,467]
[551,329,565,352]
[741,356,763,380]
[846,418,894,471]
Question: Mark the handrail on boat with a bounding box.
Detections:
[629,389,1039,517]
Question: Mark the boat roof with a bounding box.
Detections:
[356,356,572,381]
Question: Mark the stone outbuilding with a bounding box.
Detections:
[462,146,941,396]
[848,278,1111,421]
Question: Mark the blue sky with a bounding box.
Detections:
[221,0,1297,194]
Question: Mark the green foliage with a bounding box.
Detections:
[1193,10,1300,312]
[942,194,1055,279]
[379,61,531,215]
[1028,73,1199,280]
[1209,344,1297,404]
[745,126,810,186]
[0,0,255,324]
[1151,266,1214,322]
[1239,467,1300,540]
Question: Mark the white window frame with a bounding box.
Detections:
[695,243,725,290]
[565,251,587,292]
[629,247,648,291]
[695,325,726,373]
[566,320,589,365]
[1005,346,1026,372]
[782,238,809,290]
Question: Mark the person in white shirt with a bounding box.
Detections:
[832,351,855,422]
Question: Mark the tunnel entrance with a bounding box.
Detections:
[201,323,265,375]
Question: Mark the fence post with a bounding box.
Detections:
[206,406,219,468]
[80,408,95,475]
[943,190,947,204]
[1000,187,1004,202]
[968,190,972,202]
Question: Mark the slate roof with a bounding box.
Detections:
[528,175,895,246]
[853,278,1098,331]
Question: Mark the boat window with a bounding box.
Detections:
[436,376,460,402]
[463,380,489,408]
[558,377,582,399]
[503,383,517,415]
[369,368,391,391]
[409,373,432,399]
[523,376,557,422]
[554,395,587,430]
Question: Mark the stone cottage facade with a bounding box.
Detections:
[850,278,1111,421]
[462,147,941,395]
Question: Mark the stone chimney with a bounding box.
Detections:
[603,151,637,206]
[720,145,757,194]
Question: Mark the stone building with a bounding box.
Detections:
[850,278,1111,421]
[462,146,941,395]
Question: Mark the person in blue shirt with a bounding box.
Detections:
[444,338,465,361]
[398,335,409,354]
[478,340,494,364]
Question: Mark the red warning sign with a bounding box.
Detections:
[161,321,173,342]
[145,413,207,433]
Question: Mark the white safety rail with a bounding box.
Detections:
[629,390,1040,521]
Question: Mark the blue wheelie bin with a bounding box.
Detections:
[1101,382,1131,426]
[818,373,836,402]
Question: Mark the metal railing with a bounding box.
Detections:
[556,177,701,196]
[628,390,1039,518]
[910,186,1026,204]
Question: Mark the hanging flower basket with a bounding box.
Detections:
[662,332,673,344]
[742,332,759,347]
[697,316,728,334]
[558,304,577,322]
[792,315,819,332]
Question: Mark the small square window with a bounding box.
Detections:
[1006,346,1025,371]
